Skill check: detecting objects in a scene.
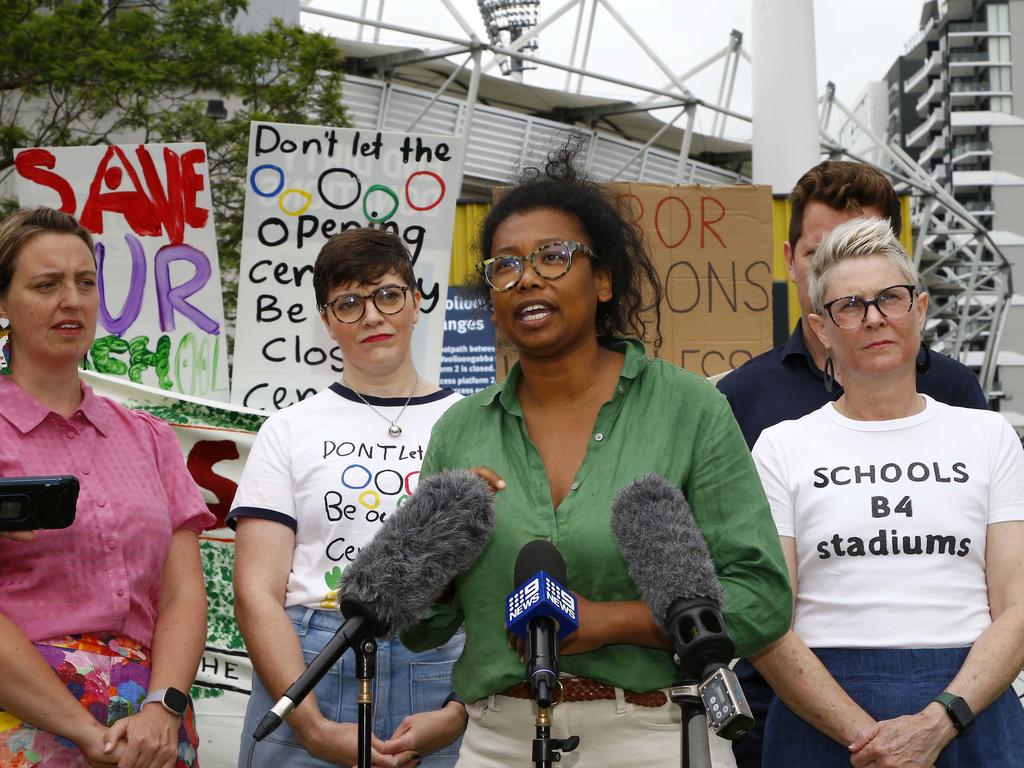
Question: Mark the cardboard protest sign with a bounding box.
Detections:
[13,143,229,400]
[232,121,463,410]
[612,183,774,376]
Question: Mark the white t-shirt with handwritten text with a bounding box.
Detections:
[752,395,1024,649]
[228,383,461,610]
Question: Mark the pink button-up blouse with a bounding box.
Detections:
[0,375,215,648]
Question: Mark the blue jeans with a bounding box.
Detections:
[763,647,1024,768]
[239,605,465,768]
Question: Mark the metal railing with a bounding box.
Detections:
[949,51,998,63]
[953,140,993,155]
[340,74,749,187]
[949,21,992,33]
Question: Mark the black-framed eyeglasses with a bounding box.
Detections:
[319,284,411,323]
[821,284,917,329]
[480,240,595,292]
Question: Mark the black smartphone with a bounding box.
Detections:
[0,476,79,531]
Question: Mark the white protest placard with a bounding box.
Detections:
[232,121,463,410]
[13,143,230,400]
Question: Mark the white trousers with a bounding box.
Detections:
[455,691,738,768]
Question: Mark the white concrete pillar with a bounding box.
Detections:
[751,0,821,191]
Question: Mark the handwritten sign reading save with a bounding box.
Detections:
[14,143,229,400]
[232,122,462,410]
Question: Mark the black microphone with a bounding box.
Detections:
[506,540,579,708]
[611,474,752,740]
[254,469,495,740]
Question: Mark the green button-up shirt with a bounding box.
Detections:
[403,337,791,702]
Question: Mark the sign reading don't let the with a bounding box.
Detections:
[232,121,463,411]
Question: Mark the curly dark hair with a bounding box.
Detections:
[474,135,662,345]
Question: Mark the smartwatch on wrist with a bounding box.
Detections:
[142,687,189,717]
[932,692,974,738]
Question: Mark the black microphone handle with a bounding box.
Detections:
[527,614,559,708]
[252,613,372,741]
[664,597,736,681]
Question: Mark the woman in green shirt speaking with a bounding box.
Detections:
[403,139,791,768]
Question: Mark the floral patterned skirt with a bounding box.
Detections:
[0,633,199,767]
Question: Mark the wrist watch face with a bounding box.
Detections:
[163,687,189,716]
[947,696,974,732]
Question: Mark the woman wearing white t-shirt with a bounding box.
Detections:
[229,229,472,768]
[750,217,1024,768]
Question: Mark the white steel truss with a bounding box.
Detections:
[821,83,1012,401]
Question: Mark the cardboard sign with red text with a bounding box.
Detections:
[609,183,774,377]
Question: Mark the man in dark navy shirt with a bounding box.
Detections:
[717,160,988,768]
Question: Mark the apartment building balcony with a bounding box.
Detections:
[931,163,949,182]
[950,82,1012,108]
[962,199,995,217]
[905,50,943,93]
[948,23,1010,52]
[916,76,946,116]
[949,50,1004,69]
[919,134,948,165]
[907,107,943,146]
[952,140,993,164]
[953,170,997,189]
[905,14,939,58]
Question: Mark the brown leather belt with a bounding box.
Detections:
[500,677,667,708]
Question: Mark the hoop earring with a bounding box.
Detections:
[823,351,835,393]
[916,341,931,375]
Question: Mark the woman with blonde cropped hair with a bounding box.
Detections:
[750,217,1024,767]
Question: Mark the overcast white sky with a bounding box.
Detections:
[302,0,926,141]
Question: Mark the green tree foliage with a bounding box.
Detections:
[0,0,349,335]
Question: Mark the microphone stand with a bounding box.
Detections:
[531,704,579,768]
[355,637,377,768]
[666,600,737,768]
[669,682,712,768]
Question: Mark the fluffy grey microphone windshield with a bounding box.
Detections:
[337,469,494,637]
[610,474,723,628]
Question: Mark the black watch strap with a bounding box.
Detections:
[932,692,975,738]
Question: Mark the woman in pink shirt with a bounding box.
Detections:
[0,207,215,768]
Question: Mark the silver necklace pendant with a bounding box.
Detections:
[345,373,419,440]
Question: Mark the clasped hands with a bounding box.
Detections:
[77,704,180,768]
[298,700,467,768]
[846,702,957,768]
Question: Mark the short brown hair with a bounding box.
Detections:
[788,161,901,249]
[0,207,95,297]
[313,228,417,309]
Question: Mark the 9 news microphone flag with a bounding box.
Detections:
[506,540,578,708]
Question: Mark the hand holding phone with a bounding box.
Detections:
[0,476,79,532]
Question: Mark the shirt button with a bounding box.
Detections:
[107,540,116,550]
[570,481,580,491]
[117,589,126,597]
[594,433,604,442]
[66,431,76,439]
[96,500,107,508]
[82,468,91,475]
[618,385,624,394]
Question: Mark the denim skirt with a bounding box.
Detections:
[239,605,465,768]
[763,647,1024,768]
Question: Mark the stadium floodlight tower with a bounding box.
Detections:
[478,0,540,79]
